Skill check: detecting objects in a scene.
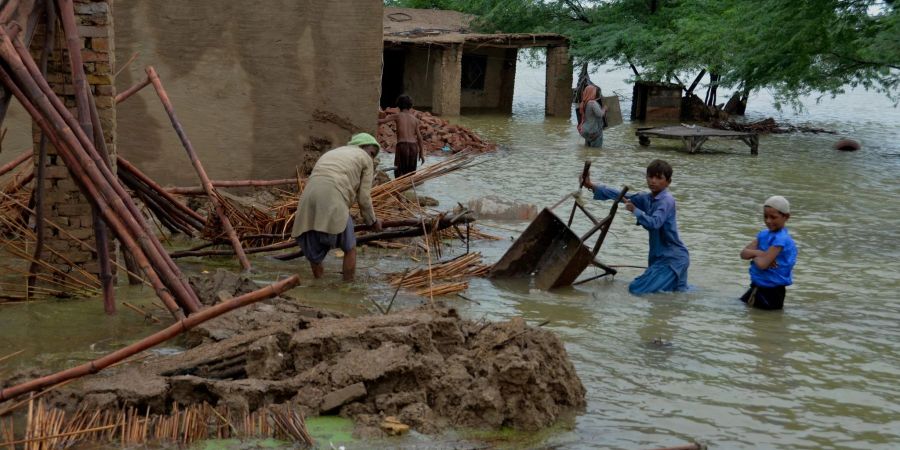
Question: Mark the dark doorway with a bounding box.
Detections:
[381,49,406,108]
[461,53,487,90]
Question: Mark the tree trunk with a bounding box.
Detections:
[705,73,720,107]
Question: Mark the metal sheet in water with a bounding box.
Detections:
[489,208,593,290]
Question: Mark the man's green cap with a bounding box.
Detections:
[348,133,380,151]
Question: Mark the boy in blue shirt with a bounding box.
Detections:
[581,159,690,295]
[739,196,797,310]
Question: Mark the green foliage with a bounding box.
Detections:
[385,0,900,106]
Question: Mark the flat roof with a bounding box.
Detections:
[384,7,567,48]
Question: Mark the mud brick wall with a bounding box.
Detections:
[545,45,573,118]
[31,0,116,283]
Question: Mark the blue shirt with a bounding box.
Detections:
[593,186,690,282]
[749,227,797,287]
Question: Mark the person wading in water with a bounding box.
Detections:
[291,133,383,281]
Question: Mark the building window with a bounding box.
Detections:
[461,54,487,90]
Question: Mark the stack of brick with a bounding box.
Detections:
[31,0,115,283]
[377,108,497,155]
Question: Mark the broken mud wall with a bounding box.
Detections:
[113,0,383,184]
[545,45,572,118]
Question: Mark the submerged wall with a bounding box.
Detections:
[114,0,383,184]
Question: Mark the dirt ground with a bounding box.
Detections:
[43,270,586,437]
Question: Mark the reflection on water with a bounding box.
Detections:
[2,55,899,448]
[414,63,900,448]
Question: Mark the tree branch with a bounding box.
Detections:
[828,52,900,71]
[564,0,591,24]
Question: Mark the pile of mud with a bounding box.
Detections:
[378,108,498,155]
[46,271,585,437]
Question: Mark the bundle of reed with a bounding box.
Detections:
[0,15,202,318]
[0,208,101,299]
[1,399,314,449]
[389,252,491,293]
[203,190,281,247]
[369,151,478,203]
[172,153,481,252]
[0,171,31,227]
[0,151,35,228]
[116,156,206,237]
[415,281,469,297]
[274,152,476,232]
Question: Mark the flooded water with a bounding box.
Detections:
[2,49,899,449]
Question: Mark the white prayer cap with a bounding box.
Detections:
[764,196,790,214]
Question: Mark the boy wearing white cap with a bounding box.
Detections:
[739,196,798,310]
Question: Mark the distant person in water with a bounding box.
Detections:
[739,196,797,310]
[577,85,607,148]
[582,159,690,295]
[379,94,425,178]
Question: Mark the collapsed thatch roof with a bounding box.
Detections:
[383,7,567,48]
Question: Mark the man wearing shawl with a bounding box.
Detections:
[577,85,607,148]
[291,133,383,281]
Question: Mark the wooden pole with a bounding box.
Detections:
[113,76,149,105]
[57,0,115,314]
[116,156,205,225]
[26,136,47,296]
[0,148,31,176]
[26,0,56,298]
[169,214,474,259]
[145,66,251,272]
[273,213,474,261]
[0,42,187,319]
[4,34,202,313]
[120,170,198,235]
[0,275,300,402]
[164,178,300,195]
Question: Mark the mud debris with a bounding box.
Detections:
[45,271,586,438]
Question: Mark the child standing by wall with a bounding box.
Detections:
[582,159,690,295]
[379,94,425,178]
[739,196,797,310]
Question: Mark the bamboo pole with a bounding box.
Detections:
[113,76,148,105]
[145,66,251,272]
[0,350,23,365]
[58,0,111,314]
[4,33,202,313]
[121,170,197,235]
[0,148,30,177]
[85,58,118,313]
[0,275,299,401]
[0,49,185,318]
[171,213,474,259]
[273,215,474,261]
[116,156,205,225]
[164,178,300,195]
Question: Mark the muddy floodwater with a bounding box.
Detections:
[3,56,900,449]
